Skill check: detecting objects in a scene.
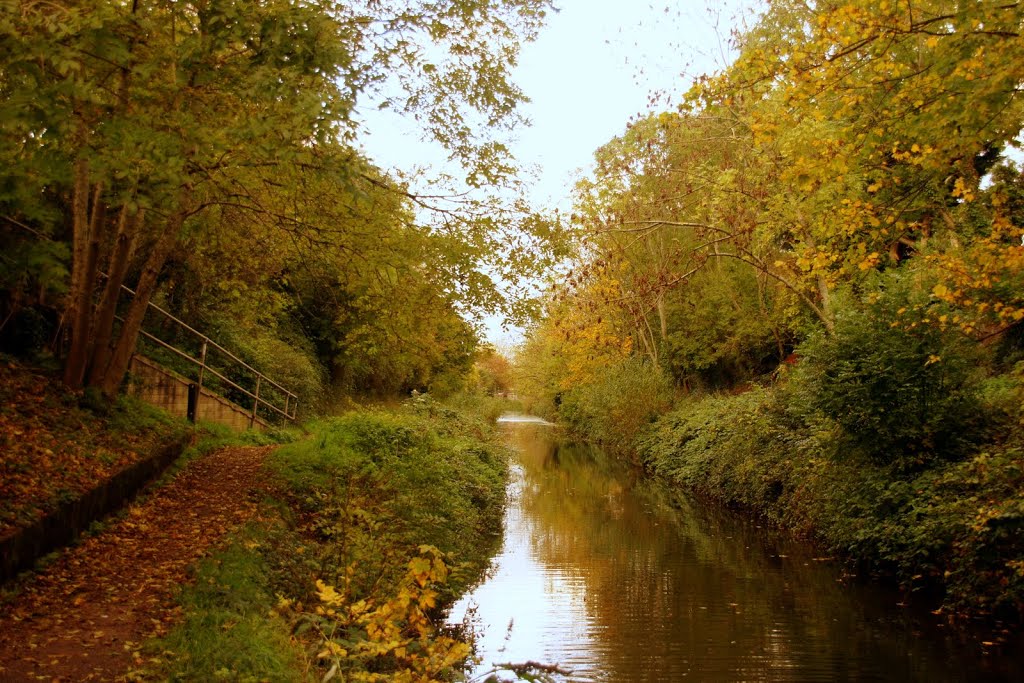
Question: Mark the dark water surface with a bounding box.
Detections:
[447,419,1022,682]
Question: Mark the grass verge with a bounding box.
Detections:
[148,396,509,681]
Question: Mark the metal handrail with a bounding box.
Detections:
[119,283,296,401]
[134,328,296,422]
[122,307,299,423]
[3,214,298,424]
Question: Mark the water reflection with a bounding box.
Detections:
[448,422,1021,682]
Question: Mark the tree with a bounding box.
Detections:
[692,0,1024,335]
[472,345,514,396]
[1,0,555,398]
[566,111,803,387]
[525,0,1024,407]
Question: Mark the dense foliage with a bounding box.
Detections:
[516,0,1024,618]
[637,381,1024,618]
[0,0,563,408]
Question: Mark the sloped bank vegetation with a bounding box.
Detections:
[516,0,1024,623]
[151,398,510,681]
[637,330,1024,619]
[523,284,1024,621]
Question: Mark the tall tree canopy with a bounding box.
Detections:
[693,0,1024,332]
[522,0,1024,405]
[0,0,558,400]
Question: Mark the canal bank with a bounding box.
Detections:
[450,419,1023,682]
[634,386,1024,623]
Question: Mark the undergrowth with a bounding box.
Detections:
[151,398,509,681]
[637,383,1024,620]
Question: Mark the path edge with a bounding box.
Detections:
[0,432,192,585]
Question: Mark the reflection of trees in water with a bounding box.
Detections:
[504,425,998,682]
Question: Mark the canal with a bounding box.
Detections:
[447,417,1022,682]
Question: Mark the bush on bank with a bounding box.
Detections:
[557,357,673,454]
[637,378,1024,619]
[153,399,509,681]
[538,277,1024,620]
[787,285,989,471]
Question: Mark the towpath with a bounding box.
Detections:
[0,445,272,681]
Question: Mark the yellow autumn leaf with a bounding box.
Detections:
[316,580,345,607]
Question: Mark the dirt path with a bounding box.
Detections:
[0,445,273,681]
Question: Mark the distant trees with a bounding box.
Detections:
[470,345,515,396]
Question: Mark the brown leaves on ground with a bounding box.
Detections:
[0,444,273,681]
[0,359,184,538]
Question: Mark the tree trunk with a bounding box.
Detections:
[63,165,101,388]
[97,207,186,399]
[633,309,658,366]
[656,292,667,341]
[88,206,140,387]
[815,273,831,319]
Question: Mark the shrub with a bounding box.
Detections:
[559,357,673,453]
[789,287,985,469]
[638,380,1024,617]
[443,391,525,423]
[638,388,824,531]
[217,323,328,416]
[268,405,507,598]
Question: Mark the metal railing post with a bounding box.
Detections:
[187,383,199,423]
[250,375,262,429]
[119,308,295,424]
[195,338,208,421]
[197,339,208,389]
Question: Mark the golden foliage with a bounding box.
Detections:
[304,546,471,683]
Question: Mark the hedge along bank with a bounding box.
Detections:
[634,319,1024,622]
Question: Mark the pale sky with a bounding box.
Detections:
[357,0,761,345]
[504,0,757,210]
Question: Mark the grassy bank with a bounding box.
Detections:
[150,397,509,681]
[636,384,1024,621]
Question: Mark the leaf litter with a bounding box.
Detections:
[0,444,272,681]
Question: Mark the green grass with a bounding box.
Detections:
[150,400,510,680]
[152,526,306,682]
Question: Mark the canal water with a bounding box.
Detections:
[446,417,1022,682]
